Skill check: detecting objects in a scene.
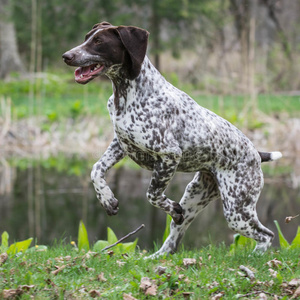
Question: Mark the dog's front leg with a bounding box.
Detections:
[146,153,184,225]
[91,137,125,216]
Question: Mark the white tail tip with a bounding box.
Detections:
[270,151,282,161]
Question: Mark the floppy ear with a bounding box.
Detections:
[116,26,149,80]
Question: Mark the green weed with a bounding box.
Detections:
[75,220,138,255]
[274,220,300,249]
[1,231,47,256]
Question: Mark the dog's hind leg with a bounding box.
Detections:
[217,168,274,253]
[149,171,220,258]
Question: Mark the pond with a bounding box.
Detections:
[0,156,299,251]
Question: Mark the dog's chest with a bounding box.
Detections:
[114,114,157,169]
[110,97,148,144]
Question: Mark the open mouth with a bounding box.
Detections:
[74,63,105,84]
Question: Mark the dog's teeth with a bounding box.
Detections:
[96,64,101,69]
[80,74,83,78]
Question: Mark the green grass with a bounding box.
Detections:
[1,74,299,123]
[1,244,299,299]
[0,74,112,120]
[190,93,300,117]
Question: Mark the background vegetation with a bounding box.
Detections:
[1,0,300,93]
[0,1,299,298]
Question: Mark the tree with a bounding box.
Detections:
[133,0,225,70]
[0,0,24,79]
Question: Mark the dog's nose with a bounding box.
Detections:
[62,52,74,64]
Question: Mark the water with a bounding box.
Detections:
[0,157,299,251]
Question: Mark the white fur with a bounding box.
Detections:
[270,151,282,161]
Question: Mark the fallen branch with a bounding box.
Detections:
[102,224,145,252]
[239,265,255,281]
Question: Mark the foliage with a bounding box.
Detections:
[76,221,138,254]
[0,231,36,255]
[1,76,299,123]
[78,221,90,252]
[229,233,256,253]
[70,100,84,119]
[274,220,300,249]
[229,221,300,254]
[11,0,225,64]
[163,214,172,243]
[0,75,112,120]
[93,227,138,254]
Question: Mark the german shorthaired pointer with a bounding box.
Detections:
[63,22,282,257]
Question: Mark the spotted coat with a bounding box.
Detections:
[62,22,282,257]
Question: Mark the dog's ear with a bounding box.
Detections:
[116,26,149,80]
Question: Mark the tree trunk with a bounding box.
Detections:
[0,0,24,79]
[150,0,161,70]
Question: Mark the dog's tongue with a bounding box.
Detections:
[75,66,91,78]
[81,66,91,75]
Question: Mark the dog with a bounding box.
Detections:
[63,22,282,257]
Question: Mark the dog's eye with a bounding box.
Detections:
[94,37,102,45]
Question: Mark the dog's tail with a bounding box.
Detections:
[259,151,282,163]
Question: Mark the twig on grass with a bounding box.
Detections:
[101,224,145,252]
[239,265,255,281]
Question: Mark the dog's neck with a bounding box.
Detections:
[109,56,165,114]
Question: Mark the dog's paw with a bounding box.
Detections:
[173,213,184,225]
[173,202,183,214]
[100,196,119,216]
[172,203,184,225]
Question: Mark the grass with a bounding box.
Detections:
[1,74,299,123]
[0,244,299,299]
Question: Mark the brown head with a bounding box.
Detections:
[62,22,149,84]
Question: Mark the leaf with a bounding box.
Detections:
[230,234,255,253]
[291,286,300,299]
[145,285,157,296]
[1,231,9,249]
[93,240,109,252]
[78,220,90,252]
[266,259,282,268]
[118,239,138,254]
[123,293,138,300]
[140,277,158,296]
[2,288,24,299]
[97,272,107,282]
[163,215,172,243]
[7,238,33,255]
[183,258,197,267]
[116,260,126,267]
[107,227,118,245]
[89,289,101,298]
[140,277,152,291]
[290,226,300,249]
[237,234,255,248]
[27,245,48,252]
[51,265,66,275]
[274,220,290,249]
[155,266,167,275]
[288,279,300,287]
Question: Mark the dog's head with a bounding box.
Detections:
[62,22,149,84]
